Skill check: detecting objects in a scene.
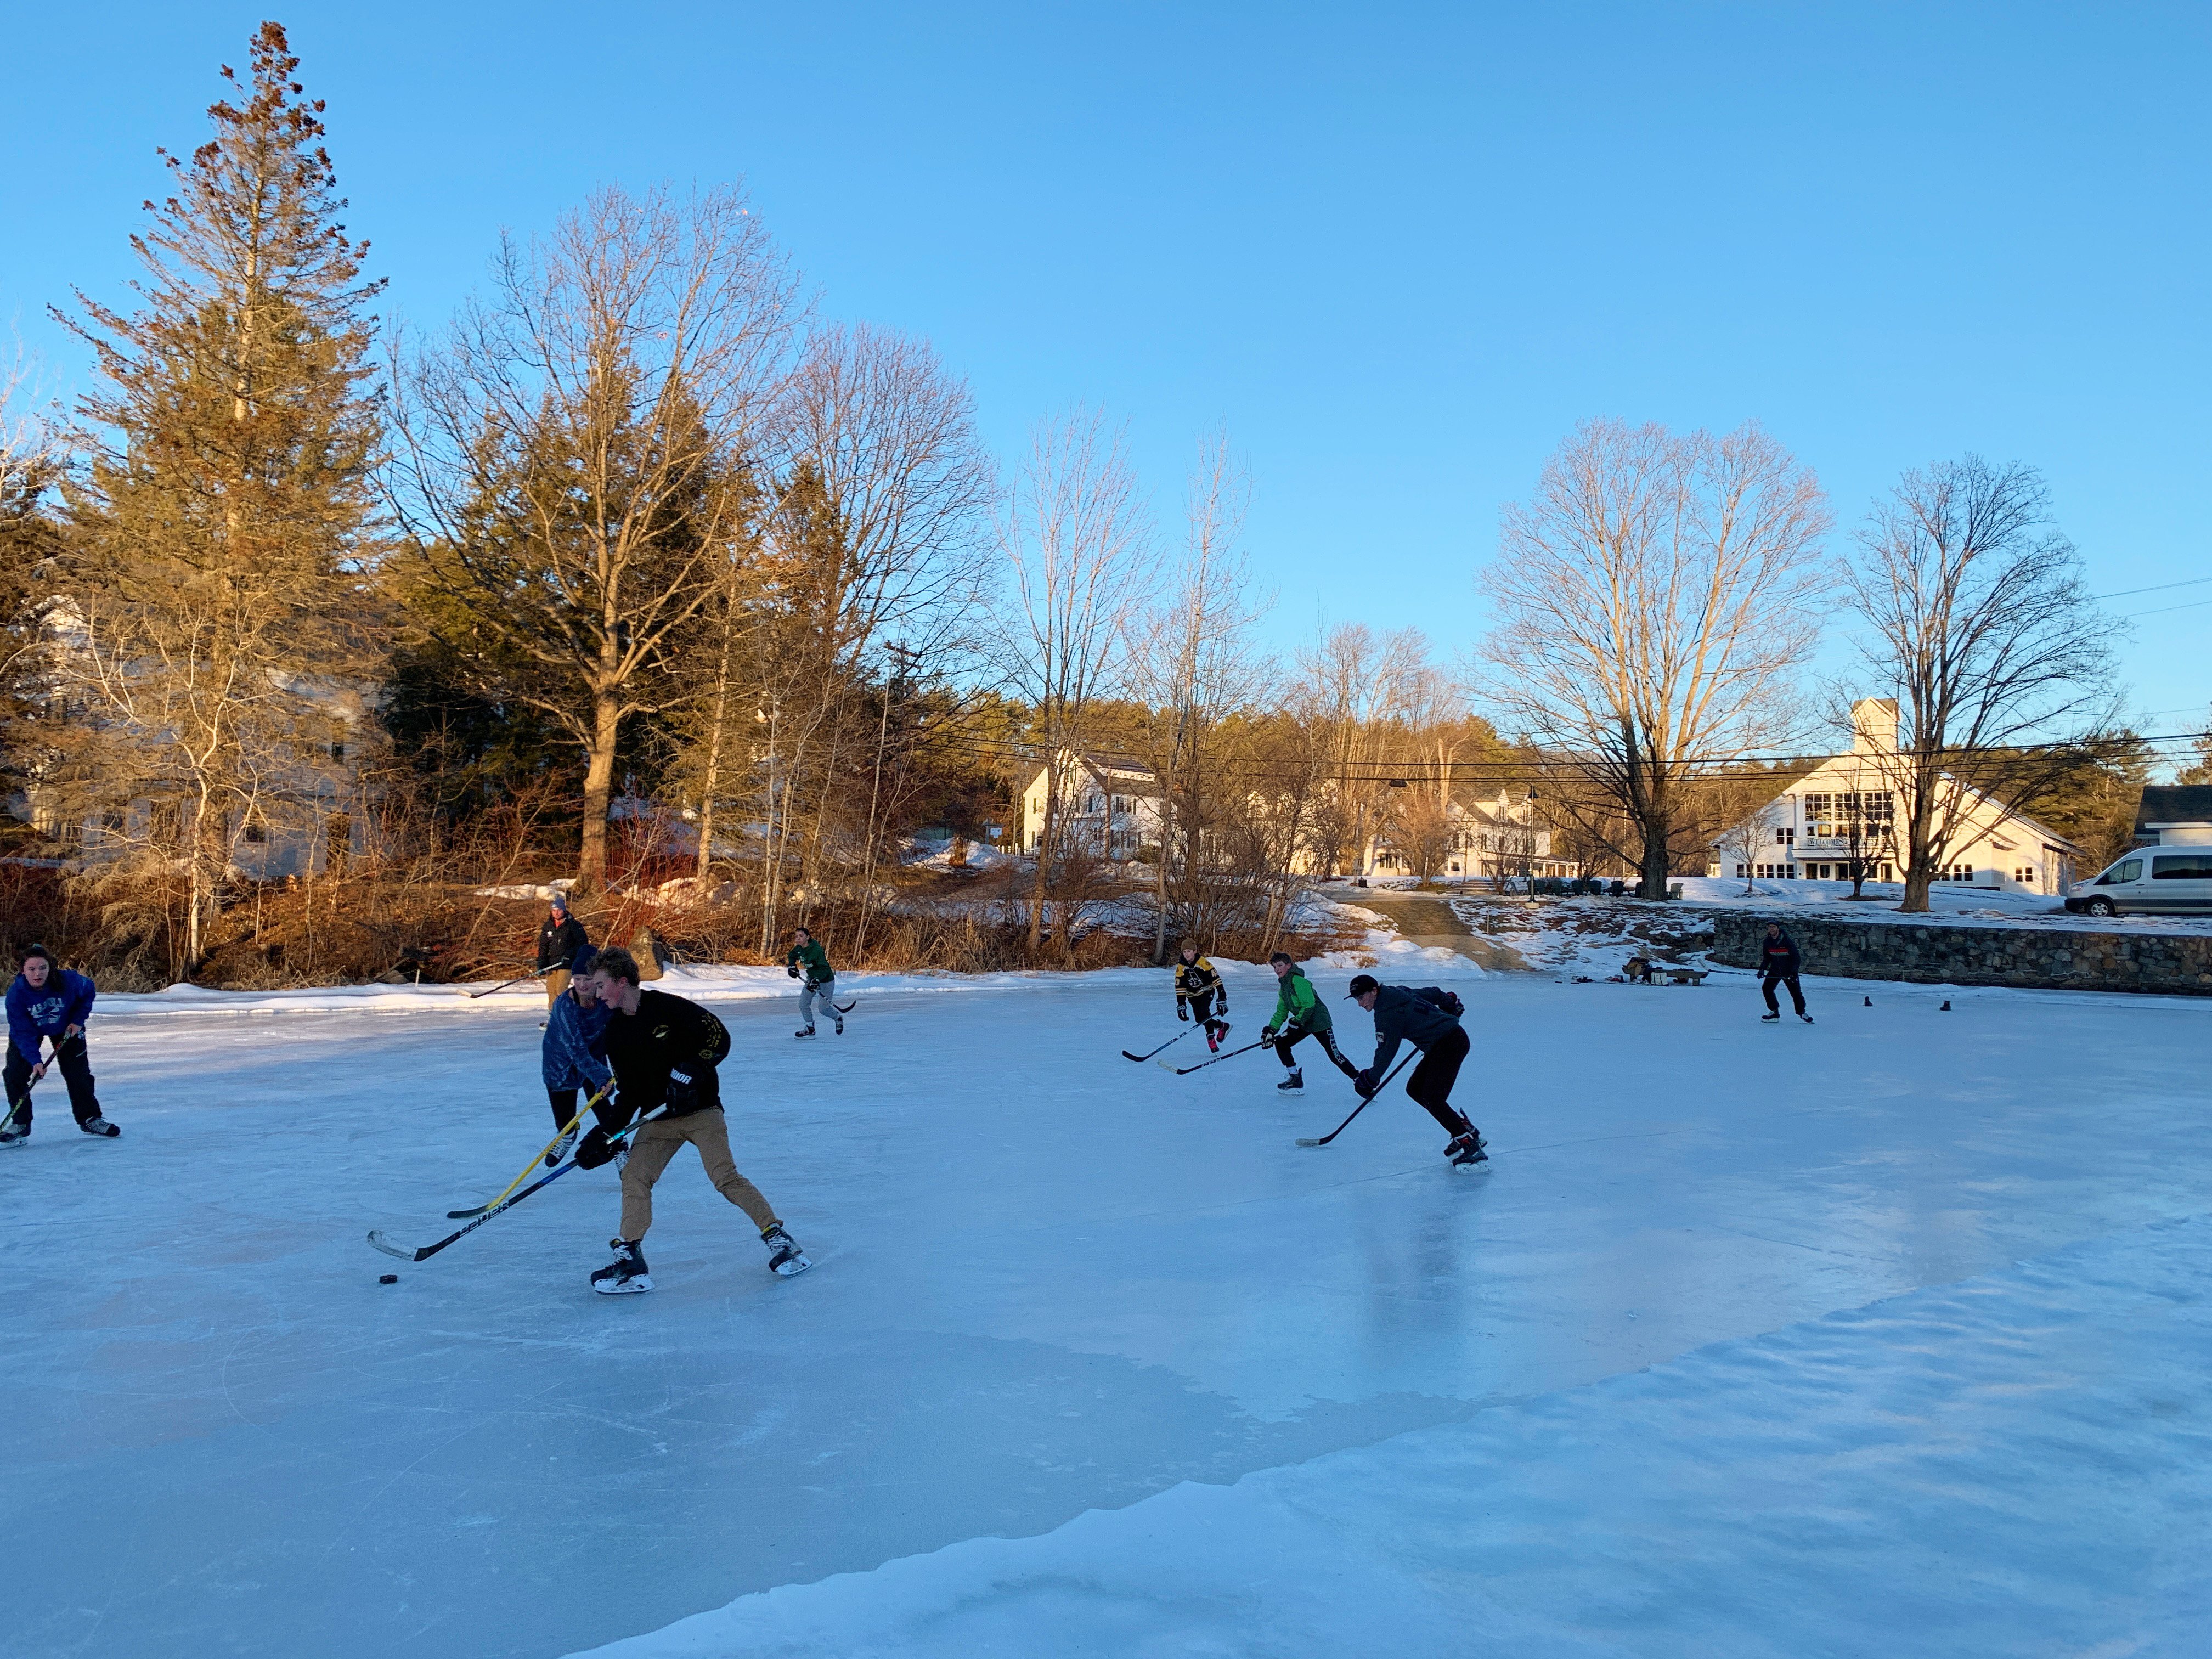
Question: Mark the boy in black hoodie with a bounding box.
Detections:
[1758,923,1812,1023]
[1347,973,1486,1170]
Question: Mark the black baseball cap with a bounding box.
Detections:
[1345,973,1379,998]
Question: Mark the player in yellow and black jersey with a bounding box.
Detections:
[1172,939,1232,1052]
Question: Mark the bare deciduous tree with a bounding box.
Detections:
[1843,456,2121,912]
[992,411,1155,952]
[1479,419,1830,898]
[390,183,799,891]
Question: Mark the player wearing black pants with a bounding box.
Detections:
[1758,923,1811,1023]
[2,944,116,1144]
[1347,973,1485,1169]
[1172,940,1231,1052]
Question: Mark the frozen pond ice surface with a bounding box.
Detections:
[3,960,2208,1657]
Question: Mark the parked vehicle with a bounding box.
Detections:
[2063,849,2212,916]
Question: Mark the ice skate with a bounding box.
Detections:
[590,1238,653,1295]
[833,1012,844,1035]
[761,1223,811,1277]
[1277,1068,1304,1092]
[77,1115,120,1138]
[1799,1013,1814,1024]
[545,1125,578,1168]
[0,1110,25,1148]
[794,1025,817,1039]
[1446,1130,1488,1170]
[1760,1011,1780,1022]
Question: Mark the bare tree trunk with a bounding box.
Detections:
[580,684,622,891]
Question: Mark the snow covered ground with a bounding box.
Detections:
[5,960,2210,1657]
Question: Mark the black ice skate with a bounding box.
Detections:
[545,1125,578,1168]
[1446,1130,1488,1170]
[78,1115,120,1138]
[1760,1011,1781,1022]
[1799,1013,1814,1024]
[590,1238,653,1295]
[833,1012,844,1035]
[762,1223,811,1277]
[0,1109,25,1148]
[794,1025,817,1040]
[1277,1068,1304,1092]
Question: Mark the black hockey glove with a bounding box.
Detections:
[1177,1002,1190,1021]
[1353,1068,1377,1099]
[665,1067,702,1113]
[575,1127,619,1170]
[787,963,800,979]
[1261,1024,1278,1042]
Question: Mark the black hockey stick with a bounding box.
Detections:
[445,1081,616,1217]
[1123,1026,1195,1063]
[833,1000,857,1015]
[467,971,541,1000]
[1163,1035,1266,1075]
[1295,1052,1418,1147]
[369,1107,668,1263]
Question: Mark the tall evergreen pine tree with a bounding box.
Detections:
[57,21,385,970]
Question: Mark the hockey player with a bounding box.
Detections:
[539,943,611,1167]
[783,926,841,1038]
[537,894,589,1020]
[1260,950,1358,1092]
[1346,972,1485,1169]
[2,944,118,1143]
[1172,940,1231,1052]
[578,946,809,1293]
[1758,922,1812,1023]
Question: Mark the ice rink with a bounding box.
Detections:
[4,961,2208,1657]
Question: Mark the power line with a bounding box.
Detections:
[2124,596,2212,620]
[2096,574,2212,601]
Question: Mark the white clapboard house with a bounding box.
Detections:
[1710,699,2080,894]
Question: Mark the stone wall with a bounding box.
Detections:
[1707,909,2212,996]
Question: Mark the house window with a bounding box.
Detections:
[243,817,269,845]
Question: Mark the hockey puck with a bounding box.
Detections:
[379,1273,399,1284]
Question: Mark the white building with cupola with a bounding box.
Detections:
[1708,698,2081,895]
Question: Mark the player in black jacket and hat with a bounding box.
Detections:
[576,947,810,1294]
[1347,973,1486,1170]
[1758,923,1812,1023]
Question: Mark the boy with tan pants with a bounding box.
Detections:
[575,947,810,1294]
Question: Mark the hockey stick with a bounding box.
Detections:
[833,999,856,1015]
[1122,1026,1195,1063]
[1295,1051,1418,1147]
[467,971,541,1000]
[1161,1035,1266,1075]
[446,1081,614,1218]
[370,1106,668,1263]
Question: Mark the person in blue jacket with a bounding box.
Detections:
[540,943,612,1166]
[2,944,118,1144]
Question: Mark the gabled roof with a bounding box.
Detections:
[2137,785,2212,829]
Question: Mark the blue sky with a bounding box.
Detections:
[4,2,2207,747]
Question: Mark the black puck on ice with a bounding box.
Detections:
[379,1273,399,1284]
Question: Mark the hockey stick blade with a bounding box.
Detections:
[367,1229,426,1262]
[1169,1036,1267,1075]
[833,1000,857,1014]
[1294,1053,1418,1147]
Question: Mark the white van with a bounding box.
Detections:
[2064,849,2212,916]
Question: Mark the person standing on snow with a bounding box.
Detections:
[536,894,589,1019]
[783,925,841,1037]
[1172,940,1231,1052]
[1346,973,1485,1170]
[1261,950,1358,1092]
[1758,922,1812,1024]
[577,946,810,1294]
[2,944,119,1144]
[539,943,611,1167]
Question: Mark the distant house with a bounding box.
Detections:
[1018,753,1166,861]
[1360,789,1572,881]
[1708,698,2080,895]
[2132,785,2212,849]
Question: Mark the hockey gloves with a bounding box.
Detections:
[1353,1068,1378,1099]
[575,1127,619,1170]
[787,964,800,979]
[1261,1025,1277,1042]
[1177,1002,1190,1021]
[665,1067,702,1113]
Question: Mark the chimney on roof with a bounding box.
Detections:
[1850,697,1899,755]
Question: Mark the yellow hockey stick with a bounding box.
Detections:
[446,1081,613,1219]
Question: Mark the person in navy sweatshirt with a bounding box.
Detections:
[2,944,117,1143]
[1759,922,1812,1023]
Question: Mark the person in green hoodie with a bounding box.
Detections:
[784,926,842,1037]
[1260,950,1358,1093]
